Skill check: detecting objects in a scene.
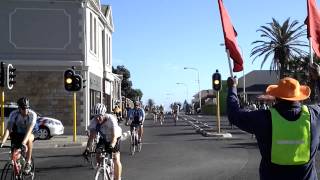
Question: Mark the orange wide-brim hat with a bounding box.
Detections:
[266,77,311,101]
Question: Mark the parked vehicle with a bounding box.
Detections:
[2,103,64,140]
[36,116,64,140]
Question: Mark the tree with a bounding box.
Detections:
[113,65,132,96]
[127,88,143,101]
[251,18,308,78]
[147,99,155,111]
[113,65,144,102]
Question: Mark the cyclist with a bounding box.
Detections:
[0,97,37,174]
[83,103,122,180]
[129,101,145,143]
[159,104,165,125]
[151,105,158,124]
[113,105,122,123]
[172,103,180,122]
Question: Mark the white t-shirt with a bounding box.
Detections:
[88,114,122,142]
[8,109,37,134]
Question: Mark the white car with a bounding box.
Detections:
[36,116,64,140]
[3,104,64,140]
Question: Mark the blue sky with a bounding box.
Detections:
[102,0,309,109]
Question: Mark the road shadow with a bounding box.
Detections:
[35,164,87,172]
[185,137,246,142]
[223,142,258,149]
[144,124,189,128]
[34,154,82,159]
[157,132,197,136]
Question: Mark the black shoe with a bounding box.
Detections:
[82,150,89,161]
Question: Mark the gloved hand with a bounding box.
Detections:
[107,145,115,153]
[227,76,238,88]
[82,149,89,161]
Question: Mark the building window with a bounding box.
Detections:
[102,30,105,64]
[90,13,93,51]
[106,35,109,65]
[94,18,96,54]
[108,36,111,65]
[90,89,101,116]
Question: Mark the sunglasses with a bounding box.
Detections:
[19,107,28,110]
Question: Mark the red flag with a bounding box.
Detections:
[307,0,320,57]
[218,0,243,72]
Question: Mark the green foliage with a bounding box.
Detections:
[201,81,227,115]
[251,18,308,78]
[113,65,143,101]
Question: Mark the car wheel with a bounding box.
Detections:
[38,127,50,140]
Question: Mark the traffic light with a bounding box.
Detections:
[64,69,74,91]
[73,74,83,91]
[7,64,16,90]
[0,62,5,87]
[64,69,83,91]
[82,79,87,89]
[212,69,221,91]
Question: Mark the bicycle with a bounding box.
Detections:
[94,147,114,180]
[159,112,164,125]
[0,145,35,180]
[173,111,178,126]
[84,131,100,169]
[130,124,142,155]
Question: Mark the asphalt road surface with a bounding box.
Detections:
[0,114,278,180]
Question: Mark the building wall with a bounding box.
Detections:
[5,71,84,126]
[0,0,84,62]
[0,0,118,128]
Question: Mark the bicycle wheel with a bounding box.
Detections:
[94,167,107,180]
[89,142,98,169]
[130,133,136,155]
[138,139,142,152]
[1,162,14,180]
[106,160,114,180]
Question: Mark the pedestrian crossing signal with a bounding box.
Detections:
[212,70,221,91]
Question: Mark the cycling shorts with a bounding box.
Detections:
[9,132,29,151]
[97,137,121,153]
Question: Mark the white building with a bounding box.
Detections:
[0,0,121,130]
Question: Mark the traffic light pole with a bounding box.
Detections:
[1,89,4,136]
[73,92,77,142]
[216,91,221,134]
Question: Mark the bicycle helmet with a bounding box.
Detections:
[92,103,107,116]
[17,97,30,108]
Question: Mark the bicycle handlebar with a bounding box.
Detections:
[1,145,12,149]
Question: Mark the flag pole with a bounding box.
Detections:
[309,37,314,65]
[226,49,234,77]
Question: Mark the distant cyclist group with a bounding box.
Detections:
[150,103,180,126]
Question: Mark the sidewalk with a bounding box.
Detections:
[181,115,246,138]
[20,122,132,149]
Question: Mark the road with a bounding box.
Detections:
[0,114,268,180]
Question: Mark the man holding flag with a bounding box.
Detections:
[227,63,320,180]
[223,0,320,179]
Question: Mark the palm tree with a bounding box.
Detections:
[147,99,155,111]
[251,18,308,78]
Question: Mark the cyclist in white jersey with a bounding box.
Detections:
[83,103,122,180]
[0,97,37,174]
